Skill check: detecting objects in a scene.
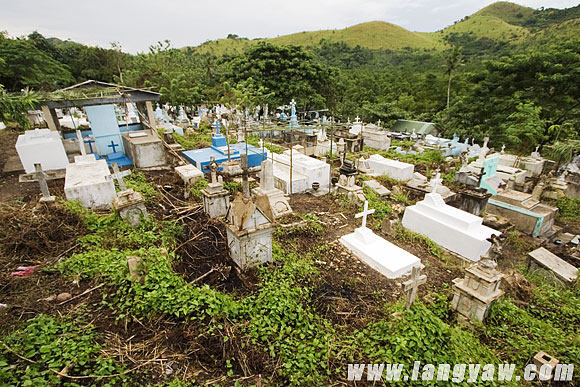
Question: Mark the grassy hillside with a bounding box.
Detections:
[191,2,580,57]
[443,15,530,41]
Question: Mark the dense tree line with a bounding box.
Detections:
[0,29,578,152]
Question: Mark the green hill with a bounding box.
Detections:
[525,17,580,46]
[190,2,580,56]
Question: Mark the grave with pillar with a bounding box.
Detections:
[451,259,504,322]
[201,157,230,219]
[253,159,292,220]
[64,154,116,209]
[340,201,422,279]
[402,176,500,261]
[15,129,69,174]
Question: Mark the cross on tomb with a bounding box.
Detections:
[355,200,375,229]
[111,162,127,191]
[402,266,426,308]
[108,140,120,153]
[431,172,443,193]
[354,116,361,123]
[213,119,221,134]
[76,130,86,156]
[241,153,250,198]
[206,156,219,184]
[84,138,96,153]
[34,163,54,202]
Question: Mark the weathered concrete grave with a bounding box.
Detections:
[527,247,578,285]
[16,129,69,174]
[253,159,292,220]
[121,130,167,169]
[366,154,414,182]
[64,155,116,209]
[201,158,230,219]
[175,164,204,199]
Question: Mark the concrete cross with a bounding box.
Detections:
[355,200,375,229]
[111,163,127,191]
[501,144,506,153]
[431,172,443,193]
[354,116,361,123]
[108,140,119,153]
[34,163,54,202]
[208,156,218,184]
[402,266,426,308]
[214,119,221,134]
[241,153,250,198]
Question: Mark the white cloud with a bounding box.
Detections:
[0,0,577,53]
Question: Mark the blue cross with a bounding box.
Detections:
[214,120,221,135]
[84,139,96,153]
[108,140,119,153]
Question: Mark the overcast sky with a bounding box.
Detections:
[1,0,578,53]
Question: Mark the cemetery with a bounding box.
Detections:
[1,3,580,384]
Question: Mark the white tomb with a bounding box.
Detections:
[402,192,500,261]
[366,154,414,182]
[340,201,421,279]
[271,150,330,194]
[64,154,116,210]
[16,129,69,174]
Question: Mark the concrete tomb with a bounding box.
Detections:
[175,164,204,199]
[487,190,557,237]
[226,195,274,270]
[253,159,292,220]
[366,154,414,182]
[64,154,116,209]
[113,189,148,227]
[336,175,366,203]
[271,150,330,194]
[16,129,69,174]
[340,201,422,279]
[402,189,500,261]
[121,130,166,169]
[451,259,504,321]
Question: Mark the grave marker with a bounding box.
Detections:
[402,266,426,308]
[35,163,55,202]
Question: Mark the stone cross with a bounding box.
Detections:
[355,200,375,229]
[111,163,127,191]
[290,99,296,116]
[214,119,221,134]
[402,266,426,308]
[483,136,490,149]
[501,144,506,154]
[377,119,381,127]
[258,139,264,148]
[76,130,86,155]
[208,156,219,184]
[34,163,53,201]
[431,172,443,193]
[354,116,361,123]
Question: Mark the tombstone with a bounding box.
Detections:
[479,156,501,195]
[64,154,116,209]
[456,188,491,216]
[34,163,55,203]
[253,159,292,220]
[288,99,299,128]
[340,201,421,279]
[356,157,375,175]
[336,175,366,203]
[113,189,148,227]
[402,266,426,308]
[16,129,69,174]
[84,104,132,167]
[527,247,577,285]
[175,164,204,199]
[121,130,166,169]
[271,150,330,194]
[451,259,504,321]
[362,179,390,197]
[201,157,230,218]
[226,194,274,270]
[366,154,414,182]
[402,191,500,261]
[478,136,490,162]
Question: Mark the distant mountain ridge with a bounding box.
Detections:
[190,1,580,55]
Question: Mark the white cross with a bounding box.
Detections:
[431,172,442,193]
[354,116,361,123]
[402,266,426,308]
[355,200,375,229]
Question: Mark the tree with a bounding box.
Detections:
[504,101,546,153]
[0,84,37,128]
[445,45,462,111]
[230,42,335,110]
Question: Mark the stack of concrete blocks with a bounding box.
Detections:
[64,155,116,209]
[113,189,148,227]
[16,129,69,174]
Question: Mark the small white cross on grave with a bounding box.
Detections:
[35,163,55,203]
[430,172,443,194]
[355,200,375,229]
[501,144,506,154]
[354,116,361,123]
[258,139,264,149]
[402,266,426,308]
[111,163,131,191]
